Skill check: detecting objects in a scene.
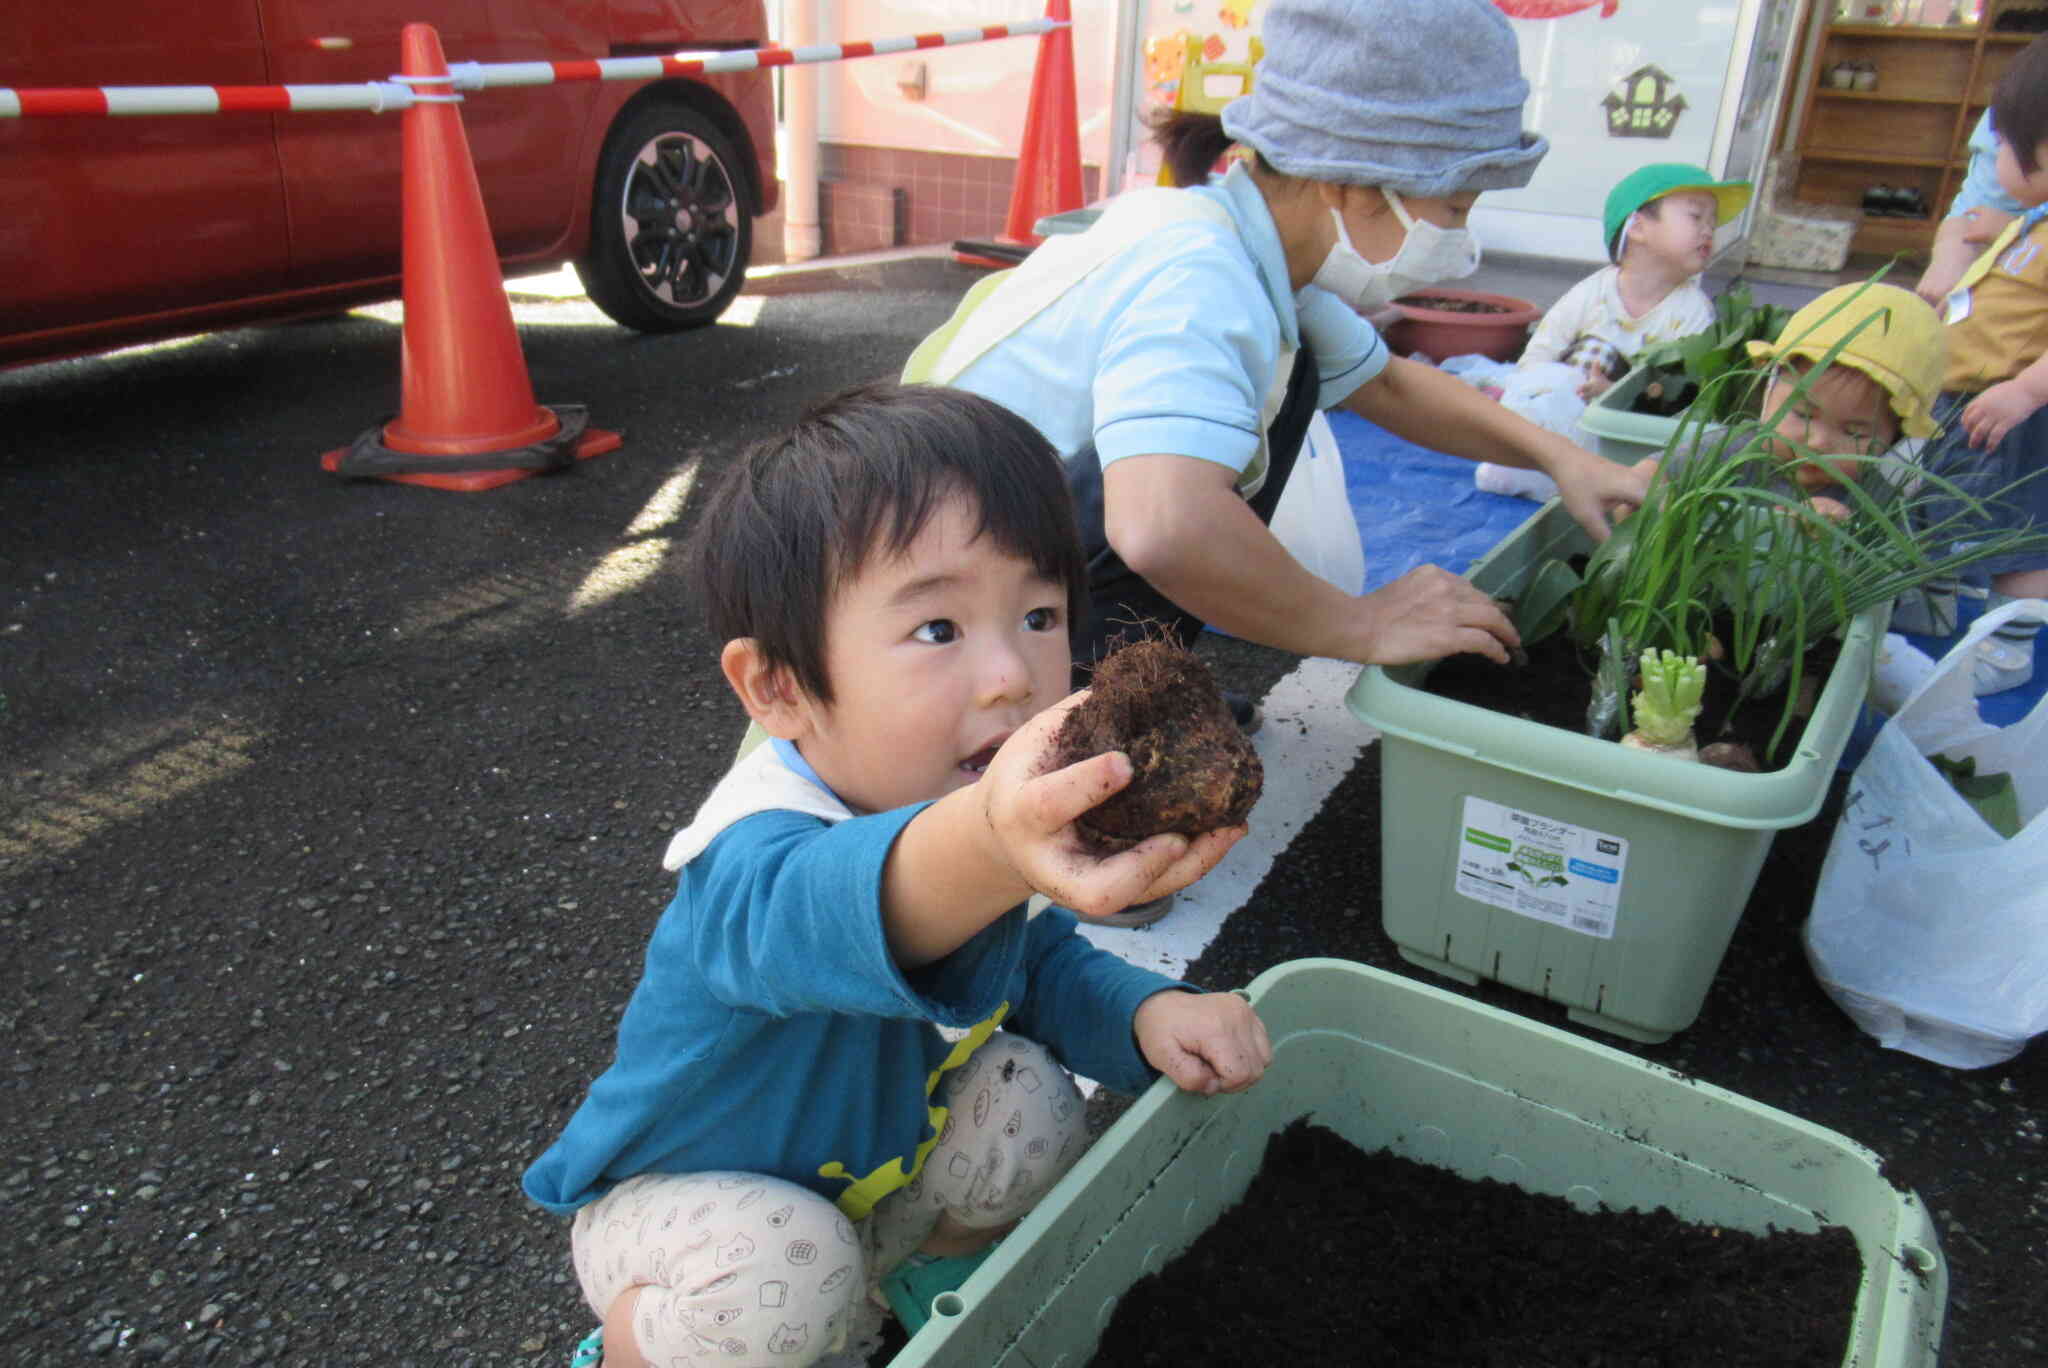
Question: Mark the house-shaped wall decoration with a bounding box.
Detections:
[1603,64,1686,139]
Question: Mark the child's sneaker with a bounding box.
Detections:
[880,1244,999,1337]
[1473,461,1559,502]
[568,1326,604,1368]
[1973,636,2036,695]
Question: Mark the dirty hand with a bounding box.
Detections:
[979,691,1245,920]
[1134,988,1272,1095]
[1961,380,2045,450]
[1356,565,1519,667]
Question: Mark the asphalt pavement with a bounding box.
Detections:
[2,255,2042,1366]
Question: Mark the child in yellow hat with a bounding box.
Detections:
[1745,283,1958,647]
[1745,282,1946,502]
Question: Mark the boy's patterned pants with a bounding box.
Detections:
[568,1033,1087,1365]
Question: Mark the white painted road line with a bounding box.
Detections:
[1077,656,1380,979]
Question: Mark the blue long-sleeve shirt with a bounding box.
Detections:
[522,744,1185,1221]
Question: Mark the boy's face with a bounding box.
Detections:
[793,493,1072,815]
[1993,134,2048,210]
[1628,191,1718,273]
[1763,364,1897,493]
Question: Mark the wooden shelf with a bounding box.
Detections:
[1825,22,1982,40]
[1791,14,2014,256]
[1803,148,1952,168]
[1853,215,1939,256]
[1813,88,1974,104]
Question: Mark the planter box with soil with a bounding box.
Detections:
[1344,498,1881,1043]
[1578,359,1732,465]
[885,959,1946,1368]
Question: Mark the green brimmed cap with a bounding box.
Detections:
[1603,163,1753,261]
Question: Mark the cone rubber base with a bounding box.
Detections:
[320,404,622,492]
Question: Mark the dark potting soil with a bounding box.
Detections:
[1418,618,1843,772]
[1402,295,1512,314]
[1090,1119,1863,1367]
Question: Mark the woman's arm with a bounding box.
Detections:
[1343,355,1651,540]
[1101,451,1518,666]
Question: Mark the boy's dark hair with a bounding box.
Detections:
[1993,34,2048,176]
[693,381,1086,707]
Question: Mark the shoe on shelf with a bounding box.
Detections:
[1972,636,2035,696]
[881,1244,1000,1337]
[1223,689,1263,736]
[1091,890,1176,930]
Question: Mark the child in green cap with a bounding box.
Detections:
[1526,162,1753,397]
[1476,162,1750,498]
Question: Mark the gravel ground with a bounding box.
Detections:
[4,257,2043,1367]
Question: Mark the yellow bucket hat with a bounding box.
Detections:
[1745,283,1945,440]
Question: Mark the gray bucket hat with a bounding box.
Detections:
[1220,0,1549,198]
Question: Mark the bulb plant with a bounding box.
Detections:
[1623,649,1706,760]
[1513,335,2048,766]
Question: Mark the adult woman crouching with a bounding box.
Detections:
[905,0,1649,695]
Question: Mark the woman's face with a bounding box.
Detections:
[1340,186,1480,263]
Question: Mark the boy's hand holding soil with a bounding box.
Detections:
[973,690,1250,922]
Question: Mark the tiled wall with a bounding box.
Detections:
[753,144,1103,264]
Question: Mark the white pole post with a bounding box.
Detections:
[780,0,824,262]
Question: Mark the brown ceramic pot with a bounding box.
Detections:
[1382,288,1543,364]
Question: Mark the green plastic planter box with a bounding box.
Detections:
[1578,362,1732,466]
[887,959,1945,1368]
[1345,498,1881,1043]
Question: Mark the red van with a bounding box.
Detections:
[0,1,780,368]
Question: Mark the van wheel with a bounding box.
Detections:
[578,102,751,331]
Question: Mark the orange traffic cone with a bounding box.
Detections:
[1000,0,1084,247]
[951,0,1085,268]
[321,23,621,492]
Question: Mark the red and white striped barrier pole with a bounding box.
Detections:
[0,19,1065,118]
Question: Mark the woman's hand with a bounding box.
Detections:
[1540,443,1655,543]
[1355,565,1519,666]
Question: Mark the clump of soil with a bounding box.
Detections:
[1090,1118,1863,1366]
[1400,294,1511,314]
[1054,637,1262,853]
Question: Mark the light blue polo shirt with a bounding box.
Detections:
[949,160,1387,477]
[1952,111,2024,220]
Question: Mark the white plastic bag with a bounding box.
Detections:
[1803,598,2048,1068]
[1269,410,1366,594]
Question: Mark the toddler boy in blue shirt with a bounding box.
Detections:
[522,382,1268,1368]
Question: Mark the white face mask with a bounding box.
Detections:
[1311,188,1481,313]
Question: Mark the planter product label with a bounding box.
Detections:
[1455,797,1627,938]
